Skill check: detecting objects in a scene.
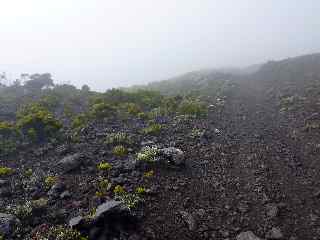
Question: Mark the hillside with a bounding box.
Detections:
[0,53,320,239]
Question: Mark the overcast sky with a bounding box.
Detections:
[0,0,319,91]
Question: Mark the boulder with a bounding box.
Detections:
[94,200,127,220]
[160,147,185,165]
[57,153,83,173]
[69,216,84,229]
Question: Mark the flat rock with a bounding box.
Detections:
[94,200,126,220]
[69,216,84,229]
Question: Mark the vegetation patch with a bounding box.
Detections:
[137,146,159,162]
[0,167,14,176]
[112,145,128,157]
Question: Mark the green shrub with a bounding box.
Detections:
[137,146,159,162]
[113,185,142,210]
[32,225,87,240]
[112,145,128,157]
[142,123,162,135]
[96,177,112,197]
[143,170,154,177]
[135,187,146,194]
[105,132,132,146]
[178,99,207,117]
[16,103,62,142]
[13,201,33,220]
[97,162,112,171]
[90,102,116,119]
[71,113,89,130]
[44,176,58,188]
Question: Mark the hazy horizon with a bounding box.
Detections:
[1,0,320,91]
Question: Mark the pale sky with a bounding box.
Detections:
[0,0,319,91]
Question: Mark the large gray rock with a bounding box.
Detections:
[0,213,20,237]
[69,216,84,229]
[237,231,263,240]
[94,200,127,220]
[160,147,185,165]
[57,153,83,173]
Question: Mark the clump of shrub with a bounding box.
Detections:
[105,132,132,146]
[16,103,62,142]
[142,123,162,135]
[12,201,33,220]
[190,128,205,138]
[71,113,89,130]
[31,224,87,240]
[178,99,207,117]
[25,168,33,177]
[44,176,58,188]
[95,177,112,198]
[112,145,128,157]
[90,102,117,120]
[0,167,14,176]
[137,146,159,162]
[113,185,143,210]
[135,187,146,194]
[143,170,154,178]
[97,162,112,171]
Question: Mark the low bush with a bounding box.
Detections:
[90,102,117,120]
[16,103,62,142]
[137,146,159,162]
[105,132,132,146]
[112,145,128,157]
[178,99,207,117]
[113,185,143,210]
[142,123,162,135]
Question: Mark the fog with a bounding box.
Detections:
[0,0,319,91]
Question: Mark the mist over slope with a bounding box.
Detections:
[127,53,320,97]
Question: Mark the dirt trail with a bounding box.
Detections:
[143,81,320,239]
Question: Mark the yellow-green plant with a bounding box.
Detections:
[135,187,146,194]
[33,225,88,240]
[112,145,128,157]
[16,103,62,142]
[143,170,154,178]
[113,185,142,210]
[105,132,132,146]
[96,177,112,198]
[44,176,58,188]
[0,167,14,176]
[142,123,162,135]
[25,168,33,177]
[97,162,112,171]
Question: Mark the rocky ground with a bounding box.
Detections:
[1,78,320,240]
